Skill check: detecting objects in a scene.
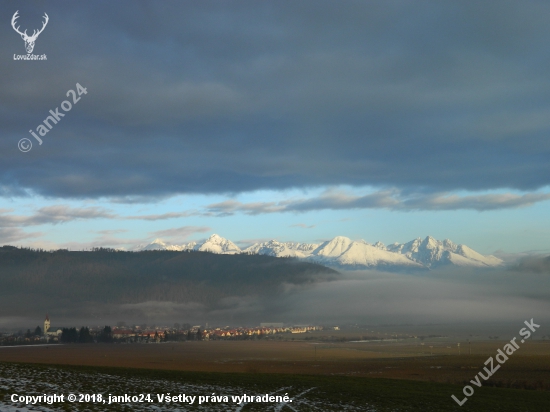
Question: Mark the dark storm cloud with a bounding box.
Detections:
[2,0,550,199]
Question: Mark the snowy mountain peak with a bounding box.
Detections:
[197,234,241,254]
[140,238,194,251]
[139,234,503,270]
[330,236,352,242]
[310,237,423,269]
[387,236,503,268]
[205,234,224,242]
[422,235,438,246]
[443,239,456,250]
[141,238,168,251]
[243,239,318,258]
[313,236,354,257]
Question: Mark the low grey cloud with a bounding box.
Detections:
[93,229,128,235]
[126,211,197,221]
[31,205,116,224]
[0,206,115,227]
[109,195,173,204]
[401,192,550,211]
[0,227,42,244]
[493,249,550,264]
[204,189,550,215]
[1,188,547,236]
[290,223,316,229]
[0,206,196,229]
[205,200,286,216]
[1,1,550,199]
[118,301,207,319]
[510,255,550,273]
[149,225,211,239]
[273,269,550,327]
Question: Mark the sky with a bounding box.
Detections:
[2,0,550,255]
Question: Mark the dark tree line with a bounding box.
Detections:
[0,246,339,318]
[22,326,42,339]
[60,328,78,343]
[60,326,107,343]
[98,326,112,342]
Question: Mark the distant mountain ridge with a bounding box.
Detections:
[139,234,503,270]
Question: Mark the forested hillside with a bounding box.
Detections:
[0,246,338,318]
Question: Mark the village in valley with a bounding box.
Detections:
[0,315,325,345]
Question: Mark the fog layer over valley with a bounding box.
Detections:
[1,246,549,333]
[282,267,550,334]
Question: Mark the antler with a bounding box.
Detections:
[28,13,49,40]
[11,11,27,37]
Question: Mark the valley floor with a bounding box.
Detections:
[0,336,549,411]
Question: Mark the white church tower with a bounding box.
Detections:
[44,314,50,335]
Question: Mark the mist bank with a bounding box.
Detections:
[278,267,550,326]
[1,247,549,332]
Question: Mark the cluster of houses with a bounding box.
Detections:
[0,314,62,345]
[111,324,322,342]
[0,332,43,345]
[196,325,320,340]
[0,315,324,345]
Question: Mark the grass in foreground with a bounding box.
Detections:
[0,361,549,411]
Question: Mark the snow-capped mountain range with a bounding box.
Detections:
[138,234,503,270]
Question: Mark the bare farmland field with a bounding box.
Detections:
[1,337,550,411]
[0,338,549,388]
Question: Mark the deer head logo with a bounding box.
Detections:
[11,11,49,54]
